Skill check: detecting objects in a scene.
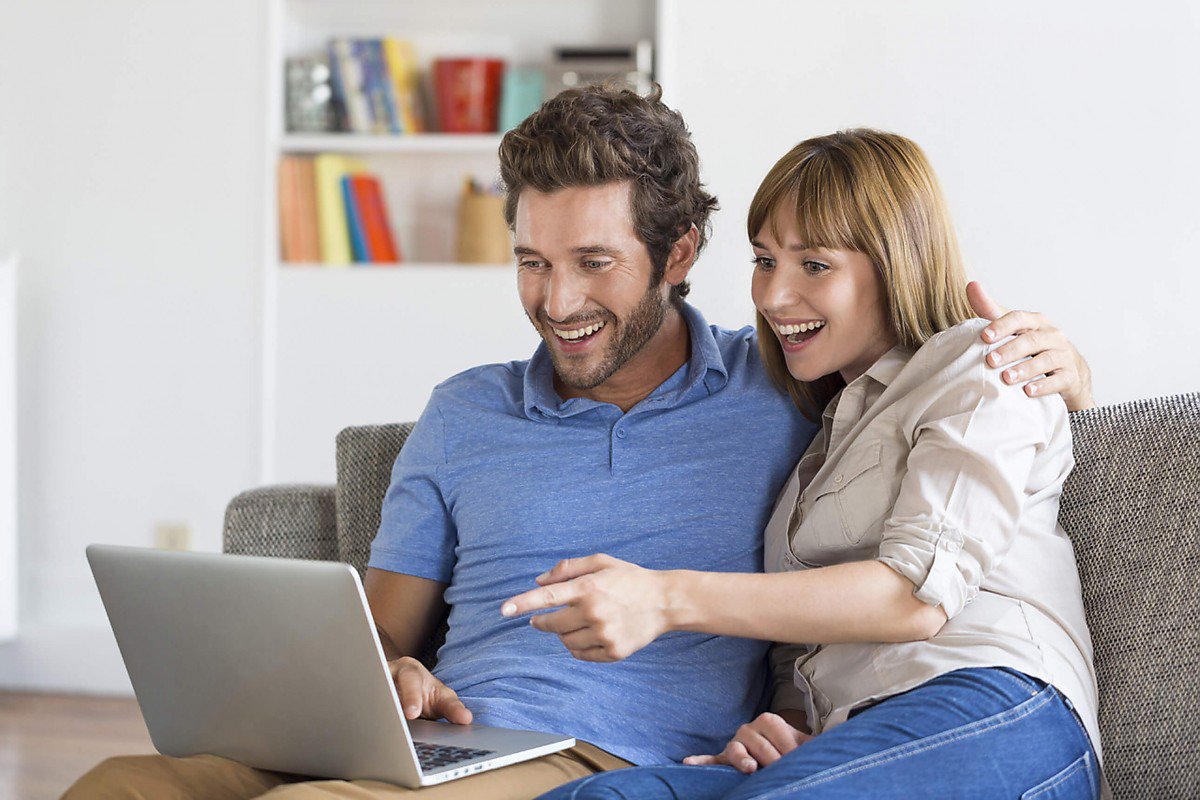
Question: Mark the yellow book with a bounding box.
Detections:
[313,154,366,265]
[383,38,423,134]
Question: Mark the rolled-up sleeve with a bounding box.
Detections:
[876,346,1062,619]
[768,642,811,714]
[368,396,457,583]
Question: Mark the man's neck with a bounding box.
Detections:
[556,307,692,413]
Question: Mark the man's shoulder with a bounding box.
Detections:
[708,322,761,371]
[428,359,530,413]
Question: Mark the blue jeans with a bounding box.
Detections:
[538,667,1101,799]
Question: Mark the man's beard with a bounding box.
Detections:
[539,280,669,391]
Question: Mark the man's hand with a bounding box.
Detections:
[683,711,813,774]
[500,554,670,662]
[967,281,1096,412]
[388,656,473,725]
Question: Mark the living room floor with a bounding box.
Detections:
[0,691,154,799]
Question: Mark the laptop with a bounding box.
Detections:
[86,544,574,788]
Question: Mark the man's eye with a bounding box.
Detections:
[751,256,776,271]
[519,260,545,269]
[583,260,610,270]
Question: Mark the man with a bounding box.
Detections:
[66,85,1093,799]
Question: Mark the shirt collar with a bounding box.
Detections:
[863,345,912,389]
[822,345,912,425]
[522,302,729,420]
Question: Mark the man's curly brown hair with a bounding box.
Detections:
[498,83,718,305]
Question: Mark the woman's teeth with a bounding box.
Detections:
[553,320,606,341]
[778,320,825,343]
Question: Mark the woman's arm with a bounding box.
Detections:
[500,555,945,662]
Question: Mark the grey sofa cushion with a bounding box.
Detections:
[1061,393,1200,799]
[223,484,338,561]
[335,423,414,575]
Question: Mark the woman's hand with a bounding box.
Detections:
[683,711,814,774]
[500,554,672,662]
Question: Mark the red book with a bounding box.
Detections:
[349,175,400,263]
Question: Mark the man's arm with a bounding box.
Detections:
[364,568,472,724]
[364,568,447,660]
[967,281,1096,411]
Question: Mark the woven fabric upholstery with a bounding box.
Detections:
[222,484,338,561]
[334,422,447,667]
[335,423,415,576]
[1061,392,1200,799]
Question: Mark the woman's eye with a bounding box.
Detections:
[803,260,830,274]
[752,256,776,271]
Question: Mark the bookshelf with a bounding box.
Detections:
[262,0,659,482]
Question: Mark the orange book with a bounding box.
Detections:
[349,175,400,263]
[293,158,320,262]
[278,156,321,263]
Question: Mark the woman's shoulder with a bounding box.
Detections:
[898,318,1067,429]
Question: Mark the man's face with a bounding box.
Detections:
[514,182,670,390]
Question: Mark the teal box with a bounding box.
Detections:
[499,67,545,132]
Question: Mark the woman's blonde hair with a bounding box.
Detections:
[748,129,974,421]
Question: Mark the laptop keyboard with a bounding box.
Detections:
[413,741,496,772]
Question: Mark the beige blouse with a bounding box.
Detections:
[765,318,1102,763]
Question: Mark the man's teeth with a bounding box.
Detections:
[777,320,826,335]
[553,320,607,341]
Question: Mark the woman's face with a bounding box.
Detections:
[751,215,896,385]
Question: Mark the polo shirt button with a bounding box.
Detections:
[616,429,627,439]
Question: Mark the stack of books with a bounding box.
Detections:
[324,38,426,135]
[278,155,400,265]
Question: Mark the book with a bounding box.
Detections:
[383,38,425,133]
[314,154,366,264]
[349,175,400,263]
[329,38,372,133]
[354,39,397,134]
[277,156,320,263]
[342,176,369,262]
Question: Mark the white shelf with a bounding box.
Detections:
[280,261,511,271]
[280,133,505,155]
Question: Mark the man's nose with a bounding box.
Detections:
[544,270,587,322]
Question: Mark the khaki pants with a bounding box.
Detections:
[61,743,629,800]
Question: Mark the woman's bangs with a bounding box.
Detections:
[786,159,859,252]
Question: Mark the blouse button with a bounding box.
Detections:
[834,474,844,484]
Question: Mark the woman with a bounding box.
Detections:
[516,130,1104,799]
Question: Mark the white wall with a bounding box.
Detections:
[0,1,264,692]
[1,255,16,641]
[662,0,1200,403]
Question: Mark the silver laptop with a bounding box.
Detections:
[87,544,574,788]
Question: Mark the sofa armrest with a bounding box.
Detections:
[223,484,338,561]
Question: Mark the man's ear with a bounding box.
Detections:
[664,224,700,287]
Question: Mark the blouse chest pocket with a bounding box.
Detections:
[797,439,893,552]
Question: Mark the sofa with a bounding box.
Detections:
[222,393,1200,799]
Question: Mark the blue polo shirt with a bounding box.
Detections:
[369,303,817,765]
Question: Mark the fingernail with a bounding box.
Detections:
[742,759,756,771]
[1028,384,1038,395]
[988,352,1000,366]
[535,572,549,583]
[1004,369,1017,382]
[984,328,996,342]
[501,603,516,617]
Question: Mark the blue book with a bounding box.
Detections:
[341,176,369,262]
